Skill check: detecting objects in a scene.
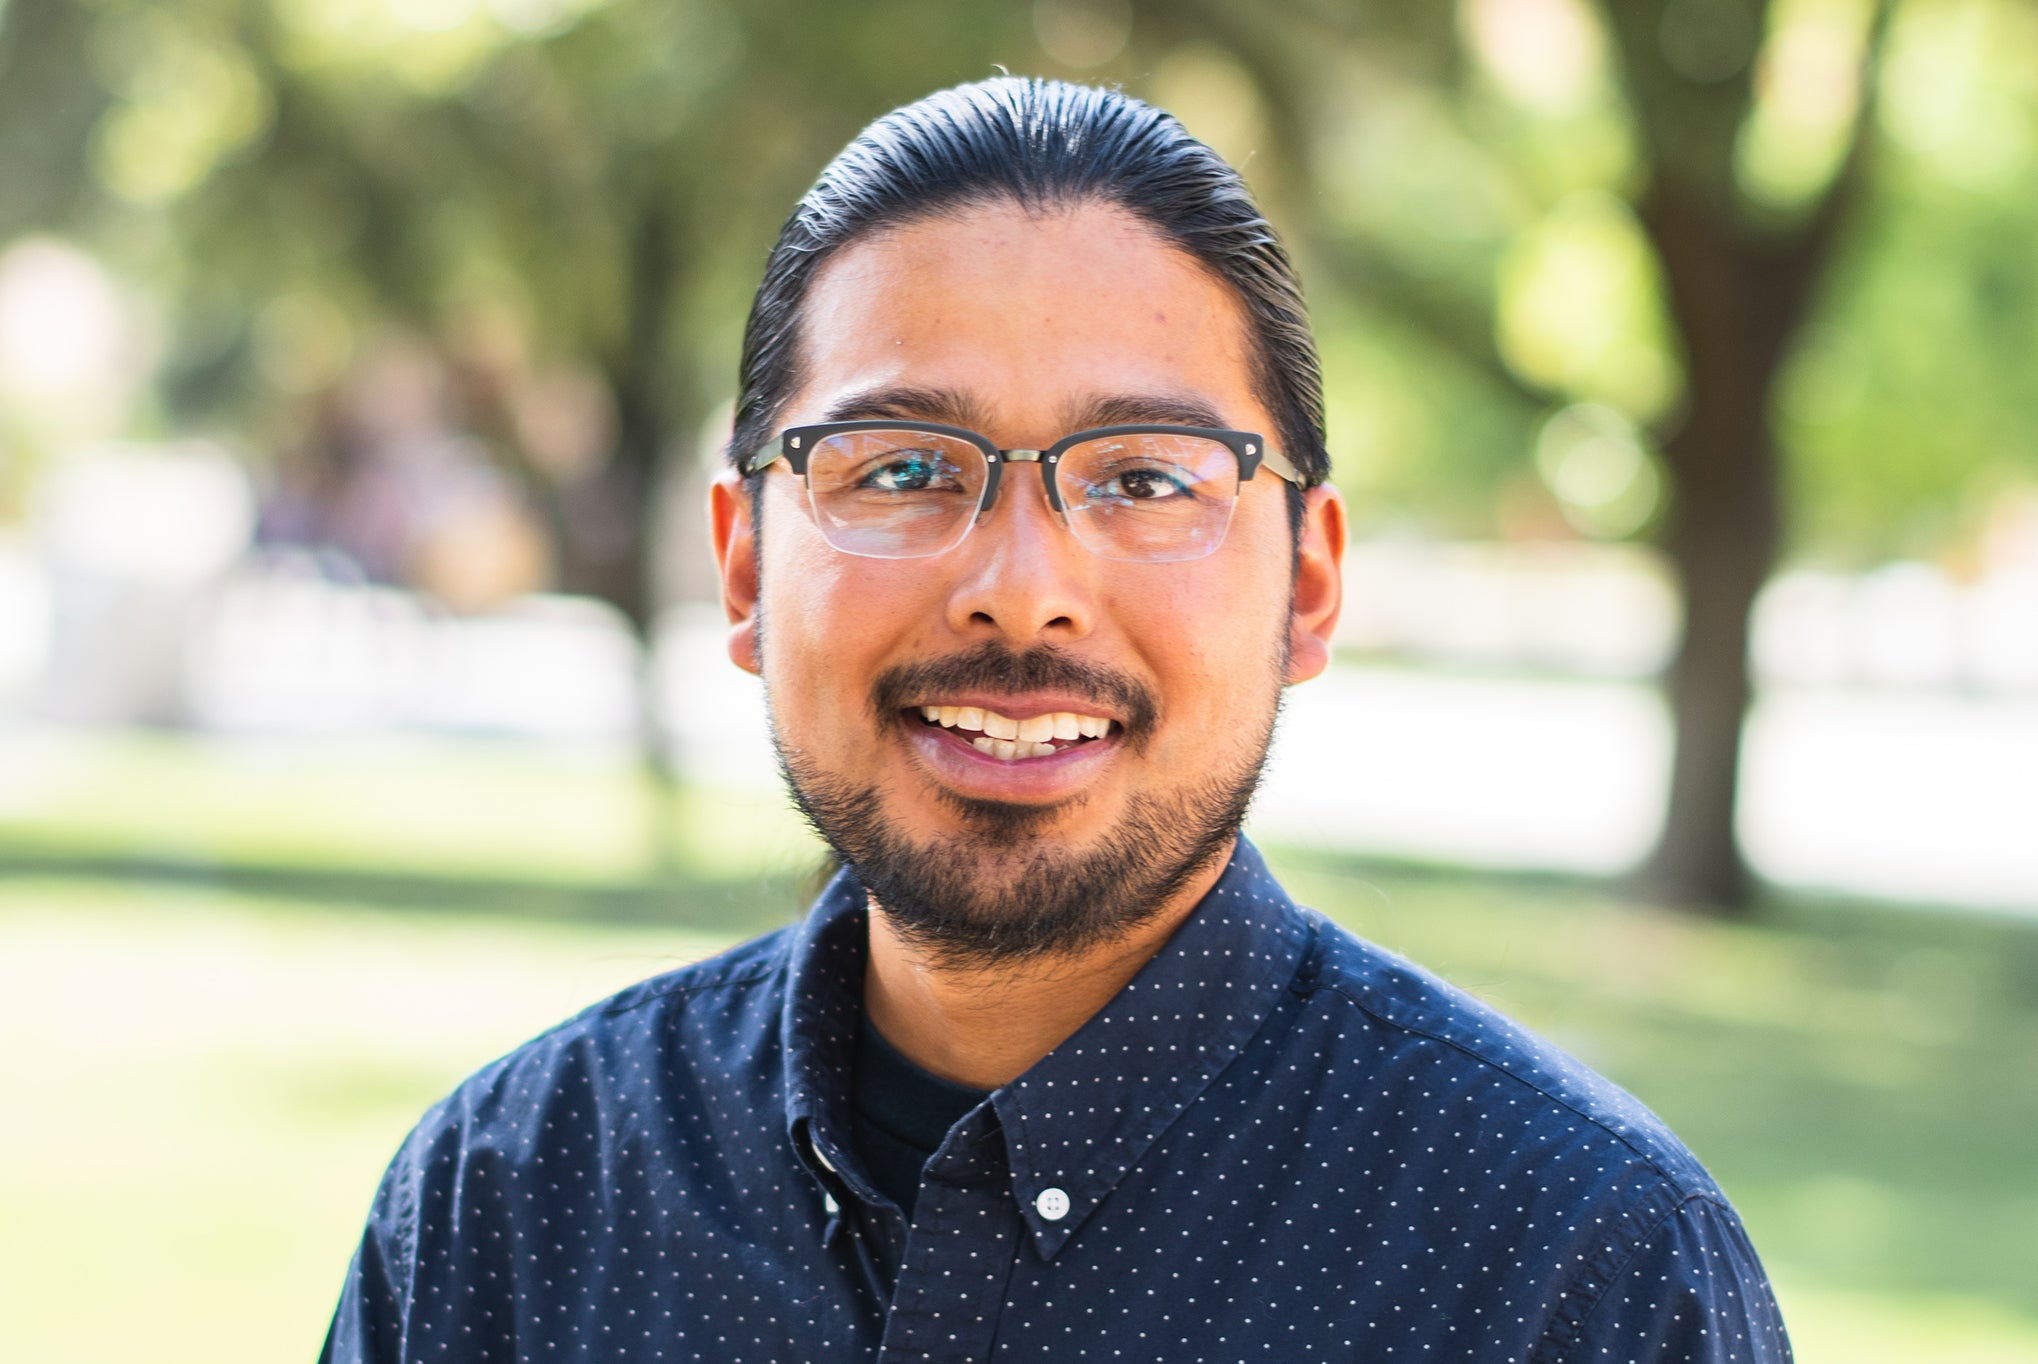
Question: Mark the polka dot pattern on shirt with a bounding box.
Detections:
[322,839,1791,1363]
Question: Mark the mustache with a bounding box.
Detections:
[871,641,1159,744]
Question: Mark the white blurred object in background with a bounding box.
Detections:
[1335,539,1679,679]
[1341,539,2038,696]
[182,566,642,744]
[1965,568,2038,690]
[32,443,254,724]
[0,537,51,709]
[1754,562,2038,692]
[0,239,142,426]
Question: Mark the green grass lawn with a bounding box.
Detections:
[2,732,2034,1362]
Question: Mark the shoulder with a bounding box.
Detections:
[1279,911,1788,1357]
[1556,1189,1791,1363]
[1289,907,1721,1200]
[402,923,799,1154]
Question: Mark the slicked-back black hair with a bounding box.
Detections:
[728,77,1328,490]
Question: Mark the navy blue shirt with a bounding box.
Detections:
[322,840,1790,1362]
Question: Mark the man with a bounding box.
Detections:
[324,77,1790,1362]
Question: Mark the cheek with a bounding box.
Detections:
[1109,562,1289,719]
[760,482,869,629]
[757,526,944,712]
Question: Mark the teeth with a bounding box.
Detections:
[967,735,1080,761]
[924,702,1114,745]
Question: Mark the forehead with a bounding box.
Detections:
[789,200,1266,434]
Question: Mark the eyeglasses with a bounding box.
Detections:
[742,421,1304,563]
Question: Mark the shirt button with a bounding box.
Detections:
[1035,1187,1071,1221]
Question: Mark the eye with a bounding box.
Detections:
[1091,463,1195,502]
[860,450,962,493]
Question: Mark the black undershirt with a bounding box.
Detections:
[850,1019,991,1218]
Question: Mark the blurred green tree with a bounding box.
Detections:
[43,0,1066,625]
[6,0,2036,909]
[1150,0,2037,910]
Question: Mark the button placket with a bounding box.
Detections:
[874,1114,1021,1363]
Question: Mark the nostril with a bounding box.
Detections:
[969,611,1075,631]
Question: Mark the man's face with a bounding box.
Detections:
[714,200,1342,964]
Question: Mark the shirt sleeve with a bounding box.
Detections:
[318,1133,425,1364]
[1549,1193,1792,1364]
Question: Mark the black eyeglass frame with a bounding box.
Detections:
[741,420,1306,518]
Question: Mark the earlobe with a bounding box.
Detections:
[1285,484,1346,686]
[709,469,763,676]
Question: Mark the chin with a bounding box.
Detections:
[927,788,1094,847]
[779,742,1259,970]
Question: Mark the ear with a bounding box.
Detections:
[709,467,763,676]
[1285,484,1346,686]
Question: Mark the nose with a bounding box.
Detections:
[941,462,1097,645]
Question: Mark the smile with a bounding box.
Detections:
[914,704,1117,761]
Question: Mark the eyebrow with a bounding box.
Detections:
[819,386,1232,437]
[1065,392,1229,432]
[821,386,989,428]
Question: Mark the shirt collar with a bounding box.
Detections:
[779,870,872,1206]
[779,839,1315,1258]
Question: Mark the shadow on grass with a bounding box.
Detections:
[0,843,822,939]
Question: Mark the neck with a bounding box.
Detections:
[860,837,1234,1090]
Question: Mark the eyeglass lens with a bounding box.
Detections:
[801,428,1244,562]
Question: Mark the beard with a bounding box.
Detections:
[768,638,1285,970]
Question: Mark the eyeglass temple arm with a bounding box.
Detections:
[1257,447,1305,486]
[741,436,785,476]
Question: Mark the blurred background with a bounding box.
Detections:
[1,0,2034,1359]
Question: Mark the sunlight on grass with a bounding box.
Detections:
[0,728,825,884]
[1778,1281,2038,1364]
[0,729,655,880]
[0,879,740,1364]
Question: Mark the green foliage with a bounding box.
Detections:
[1780,0,2038,562]
[8,0,2036,560]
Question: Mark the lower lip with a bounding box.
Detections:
[904,717,1119,801]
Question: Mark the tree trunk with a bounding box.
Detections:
[1647,397,1777,910]
[1634,183,1823,911]
[555,194,688,635]
[584,191,695,850]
